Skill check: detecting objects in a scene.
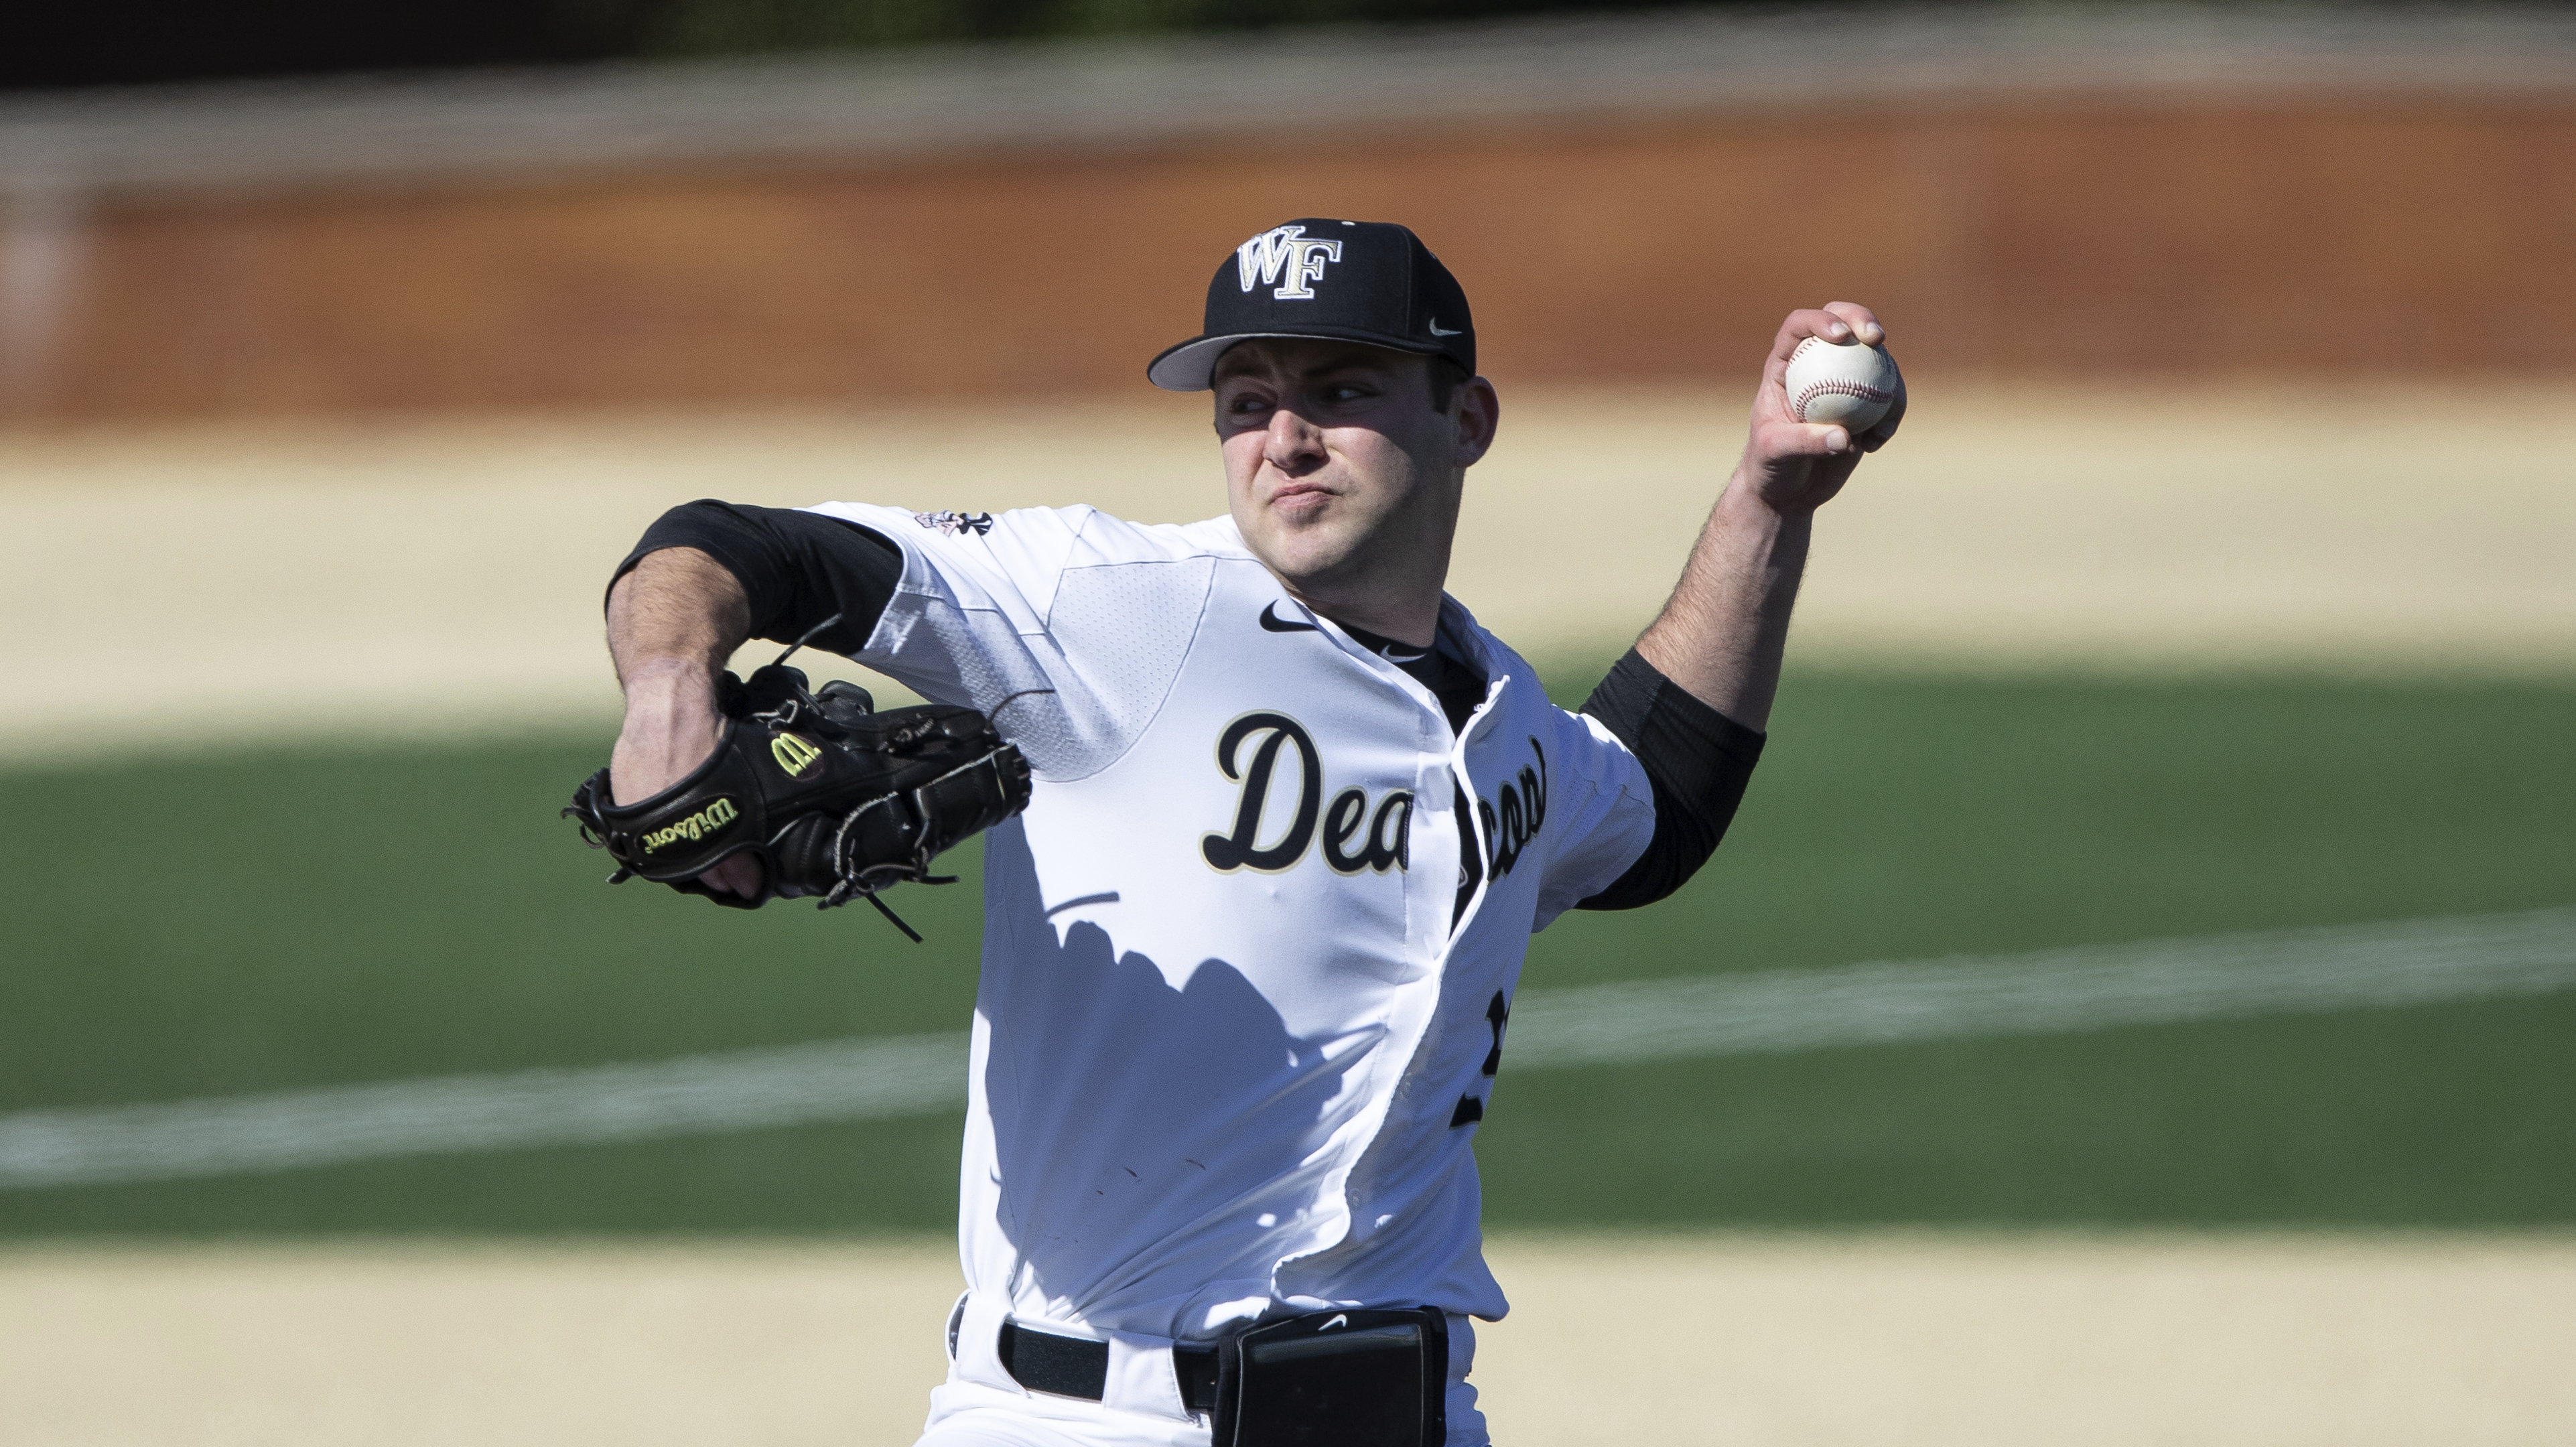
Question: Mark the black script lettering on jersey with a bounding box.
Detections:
[1321,788,1412,875]
[1204,711,1414,876]
[1474,737,1550,883]
[1203,712,1323,872]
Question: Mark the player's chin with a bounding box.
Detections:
[1259,498,1354,547]
[1255,529,1367,589]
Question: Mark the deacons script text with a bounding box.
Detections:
[1203,712,1411,875]
[1199,713,1553,884]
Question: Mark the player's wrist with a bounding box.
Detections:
[618,656,722,709]
[1719,467,1820,526]
[609,663,727,799]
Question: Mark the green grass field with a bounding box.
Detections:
[3,663,2571,1235]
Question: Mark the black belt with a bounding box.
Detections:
[998,1319,1221,1411]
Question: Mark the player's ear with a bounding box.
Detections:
[1453,376,1499,468]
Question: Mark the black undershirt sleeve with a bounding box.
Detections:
[1574,647,1767,911]
[608,500,904,660]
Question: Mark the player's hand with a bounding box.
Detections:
[1734,303,1904,516]
[608,661,766,900]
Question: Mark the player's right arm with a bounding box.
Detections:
[1560,305,1901,912]
[1632,303,1900,732]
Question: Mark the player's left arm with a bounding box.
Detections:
[1570,303,1899,911]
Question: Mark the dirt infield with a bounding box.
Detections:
[6,1233,2571,1447]
[1,384,2568,761]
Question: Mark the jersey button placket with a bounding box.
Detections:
[1445,677,1503,939]
[1414,717,1446,961]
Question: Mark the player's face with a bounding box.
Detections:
[1212,339,1497,622]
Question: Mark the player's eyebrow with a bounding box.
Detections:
[1293,355,1399,387]
[1212,349,1394,392]
[1210,352,1282,387]
[1221,342,1401,373]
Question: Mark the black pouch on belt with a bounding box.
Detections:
[1209,1306,1446,1447]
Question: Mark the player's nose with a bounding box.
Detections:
[1263,407,1326,473]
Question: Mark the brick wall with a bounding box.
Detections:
[7,93,2572,422]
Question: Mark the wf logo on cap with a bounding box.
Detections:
[1237,224,1343,301]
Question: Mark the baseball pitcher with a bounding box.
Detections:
[575,219,1901,1447]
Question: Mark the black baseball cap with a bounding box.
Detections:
[1147,218,1475,391]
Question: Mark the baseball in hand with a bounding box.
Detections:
[1784,336,1901,433]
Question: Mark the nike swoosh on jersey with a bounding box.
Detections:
[1258,602,1321,633]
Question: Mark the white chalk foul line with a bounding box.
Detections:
[1507,906,2576,1069]
[3,907,2571,1191]
[0,1034,967,1192]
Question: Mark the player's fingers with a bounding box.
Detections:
[702,853,764,898]
[1772,308,1860,358]
[1820,301,1885,347]
[1762,308,1869,401]
[1757,418,1854,458]
[1857,384,1907,452]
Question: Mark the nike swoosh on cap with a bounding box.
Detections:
[1428,318,1463,336]
[1258,602,1320,633]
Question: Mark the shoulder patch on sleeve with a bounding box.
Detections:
[911,509,996,537]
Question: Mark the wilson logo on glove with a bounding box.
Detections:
[771,733,822,776]
[640,798,739,853]
[563,621,1033,941]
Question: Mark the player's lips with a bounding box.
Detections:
[1266,480,1339,511]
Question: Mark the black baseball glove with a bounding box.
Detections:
[563,662,1032,939]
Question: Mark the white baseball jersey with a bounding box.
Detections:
[815,501,1655,1438]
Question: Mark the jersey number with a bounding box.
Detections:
[1450,991,1510,1127]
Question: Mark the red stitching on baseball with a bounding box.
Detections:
[1793,379,1892,421]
